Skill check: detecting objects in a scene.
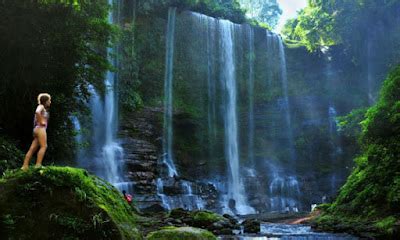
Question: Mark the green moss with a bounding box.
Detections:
[0,166,141,239]
[191,210,224,224]
[314,65,400,238]
[146,226,217,240]
[375,216,397,235]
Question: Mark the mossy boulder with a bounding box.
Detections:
[190,210,226,227]
[146,226,217,240]
[189,210,238,235]
[0,166,141,239]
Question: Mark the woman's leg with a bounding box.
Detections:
[35,128,47,167]
[21,137,39,171]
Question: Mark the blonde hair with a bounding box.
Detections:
[37,93,51,105]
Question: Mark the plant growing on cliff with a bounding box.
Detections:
[315,65,400,238]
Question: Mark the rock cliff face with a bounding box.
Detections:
[118,2,400,213]
[118,107,163,209]
[118,107,219,211]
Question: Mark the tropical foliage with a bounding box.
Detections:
[282,0,400,52]
[316,65,400,237]
[0,0,113,162]
[238,0,282,29]
[137,0,247,23]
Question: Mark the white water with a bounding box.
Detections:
[98,0,125,185]
[156,8,206,211]
[247,25,255,166]
[156,178,171,210]
[162,7,178,178]
[219,224,358,239]
[268,162,300,212]
[71,116,84,162]
[220,19,254,215]
[276,34,296,163]
[367,38,375,105]
[74,0,125,187]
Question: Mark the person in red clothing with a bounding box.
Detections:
[122,190,133,204]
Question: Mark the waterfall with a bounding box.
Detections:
[324,48,344,196]
[205,14,217,163]
[74,0,125,187]
[220,20,254,215]
[156,8,206,211]
[71,116,83,162]
[89,85,105,156]
[263,32,301,212]
[277,35,296,163]
[247,25,255,166]
[268,162,300,212]
[367,37,375,105]
[162,7,178,178]
[97,0,124,185]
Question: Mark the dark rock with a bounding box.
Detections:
[219,228,233,235]
[141,203,167,213]
[173,219,183,224]
[228,199,236,211]
[164,218,175,224]
[242,218,261,233]
[170,208,190,219]
[223,214,238,225]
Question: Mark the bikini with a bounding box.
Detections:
[33,107,49,134]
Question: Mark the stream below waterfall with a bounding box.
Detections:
[219,223,358,240]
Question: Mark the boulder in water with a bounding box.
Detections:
[242,218,261,233]
[146,226,217,240]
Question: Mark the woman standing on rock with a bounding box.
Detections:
[21,93,51,171]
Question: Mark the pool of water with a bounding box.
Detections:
[219,223,358,240]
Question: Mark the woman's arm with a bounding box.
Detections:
[35,105,46,126]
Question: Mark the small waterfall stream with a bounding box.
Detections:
[162,7,178,178]
[276,34,296,164]
[156,8,204,211]
[247,25,255,167]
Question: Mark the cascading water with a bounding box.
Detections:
[276,34,296,163]
[264,32,301,212]
[367,37,375,105]
[267,163,300,212]
[97,0,125,185]
[156,8,205,211]
[324,48,344,196]
[74,0,126,189]
[220,20,254,215]
[162,7,178,178]
[205,14,217,165]
[247,25,255,167]
[71,116,83,162]
[171,10,301,213]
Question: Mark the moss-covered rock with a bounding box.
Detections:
[190,210,225,227]
[146,226,216,240]
[0,166,141,239]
